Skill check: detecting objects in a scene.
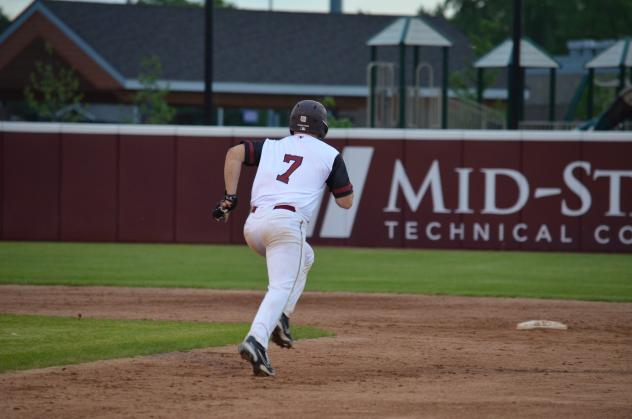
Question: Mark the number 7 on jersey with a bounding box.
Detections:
[276,154,304,184]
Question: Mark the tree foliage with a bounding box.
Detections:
[133,55,175,124]
[322,96,352,128]
[0,7,10,36]
[24,43,84,122]
[423,0,632,56]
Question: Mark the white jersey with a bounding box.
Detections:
[249,134,341,224]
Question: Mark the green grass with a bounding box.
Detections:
[0,313,330,373]
[0,242,631,301]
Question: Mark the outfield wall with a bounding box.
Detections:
[1,122,631,252]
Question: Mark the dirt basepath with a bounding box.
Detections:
[1,285,631,418]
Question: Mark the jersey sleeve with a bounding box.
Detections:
[326,154,353,198]
[241,140,265,166]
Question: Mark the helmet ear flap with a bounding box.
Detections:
[321,121,329,138]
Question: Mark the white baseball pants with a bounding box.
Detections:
[243,207,314,349]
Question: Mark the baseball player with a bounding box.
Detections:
[212,99,354,377]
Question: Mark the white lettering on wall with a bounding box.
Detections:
[594,225,610,244]
[535,224,553,243]
[562,161,592,216]
[513,223,528,242]
[405,221,418,240]
[473,223,490,241]
[384,160,450,214]
[426,222,441,241]
[560,225,573,243]
[619,226,632,245]
[384,220,399,239]
[481,168,529,215]
[593,170,632,216]
[455,168,474,214]
[450,223,465,240]
[376,157,630,249]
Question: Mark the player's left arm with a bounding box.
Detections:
[326,154,354,209]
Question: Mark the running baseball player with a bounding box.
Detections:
[212,99,354,377]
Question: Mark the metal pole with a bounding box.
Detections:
[413,46,419,80]
[518,66,525,123]
[587,68,594,119]
[477,68,483,104]
[508,0,522,129]
[370,46,377,128]
[204,0,214,125]
[506,69,511,128]
[441,46,449,129]
[399,43,406,128]
[549,68,556,122]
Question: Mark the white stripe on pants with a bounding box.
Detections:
[244,207,313,348]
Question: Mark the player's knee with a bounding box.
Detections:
[304,246,315,269]
[268,279,294,294]
[305,252,314,269]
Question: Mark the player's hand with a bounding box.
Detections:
[212,193,239,223]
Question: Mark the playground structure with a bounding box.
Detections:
[366,17,505,130]
[366,21,630,131]
[367,61,506,129]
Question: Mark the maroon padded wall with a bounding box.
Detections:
[400,140,464,249]
[521,141,581,251]
[580,141,632,252]
[176,136,232,243]
[308,137,349,247]
[462,141,522,250]
[0,129,3,239]
[0,126,630,252]
[347,139,402,248]
[118,134,175,242]
[3,133,60,240]
[60,134,118,241]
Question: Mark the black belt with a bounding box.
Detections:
[251,205,296,213]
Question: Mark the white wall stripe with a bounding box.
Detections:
[306,191,325,239]
[319,147,375,239]
[1,123,631,142]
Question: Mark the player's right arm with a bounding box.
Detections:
[224,144,245,195]
[224,140,265,194]
[213,141,264,222]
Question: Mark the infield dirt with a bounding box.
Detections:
[1,285,631,418]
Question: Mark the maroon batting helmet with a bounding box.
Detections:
[289,100,329,139]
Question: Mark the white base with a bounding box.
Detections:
[516,320,568,330]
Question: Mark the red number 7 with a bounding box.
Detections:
[276,154,304,184]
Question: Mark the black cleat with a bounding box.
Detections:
[238,336,275,377]
[271,313,293,349]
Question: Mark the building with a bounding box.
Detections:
[0,0,474,126]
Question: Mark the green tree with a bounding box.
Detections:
[449,67,500,102]
[133,55,176,124]
[424,0,632,55]
[24,43,84,122]
[322,97,352,128]
[0,7,10,36]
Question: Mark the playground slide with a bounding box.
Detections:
[592,87,632,130]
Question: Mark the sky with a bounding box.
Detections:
[0,0,448,19]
